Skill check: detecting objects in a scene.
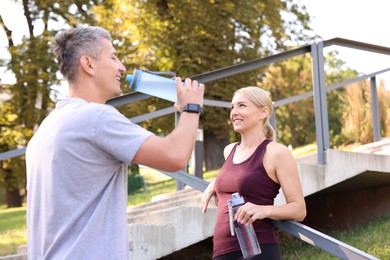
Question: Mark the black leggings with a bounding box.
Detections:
[213,244,281,260]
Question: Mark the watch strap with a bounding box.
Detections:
[182,103,203,118]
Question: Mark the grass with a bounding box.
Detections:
[0,152,388,258]
[291,143,317,158]
[0,205,27,256]
[278,215,390,259]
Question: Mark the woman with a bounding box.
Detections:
[201,86,306,260]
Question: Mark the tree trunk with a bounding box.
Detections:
[204,131,229,171]
[6,189,22,208]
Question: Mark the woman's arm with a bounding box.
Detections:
[201,143,237,213]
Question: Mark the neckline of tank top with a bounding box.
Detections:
[232,139,270,165]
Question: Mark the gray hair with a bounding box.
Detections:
[234,86,276,141]
[53,26,112,83]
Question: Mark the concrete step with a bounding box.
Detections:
[1,187,216,260]
[128,205,217,260]
[127,187,217,258]
[0,254,27,260]
[127,187,203,218]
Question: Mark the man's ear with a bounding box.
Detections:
[80,55,94,75]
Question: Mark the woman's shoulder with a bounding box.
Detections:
[266,140,292,157]
[223,142,238,159]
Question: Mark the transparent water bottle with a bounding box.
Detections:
[126,69,180,102]
[228,192,262,258]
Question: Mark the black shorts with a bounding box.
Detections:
[213,244,281,260]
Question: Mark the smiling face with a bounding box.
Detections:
[92,38,126,100]
[230,92,267,134]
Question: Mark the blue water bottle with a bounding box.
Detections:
[228,192,262,258]
[126,70,180,102]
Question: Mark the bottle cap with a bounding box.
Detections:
[229,192,245,207]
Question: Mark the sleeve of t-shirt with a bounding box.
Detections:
[94,106,154,164]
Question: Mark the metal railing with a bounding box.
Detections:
[3,38,389,163]
[160,169,379,260]
[1,38,389,259]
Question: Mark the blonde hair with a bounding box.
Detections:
[234,86,276,141]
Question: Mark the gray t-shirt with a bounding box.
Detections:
[26,98,153,260]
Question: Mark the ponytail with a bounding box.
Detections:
[264,121,276,141]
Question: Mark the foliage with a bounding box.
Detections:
[260,51,359,148]
[261,54,315,146]
[279,215,390,259]
[0,1,101,207]
[325,51,359,147]
[0,93,31,206]
[92,0,314,170]
[378,81,390,136]
[340,79,390,145]
[0,205,26,256]
[1,0,388,208]
[127,164,145,194]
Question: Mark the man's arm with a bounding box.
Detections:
[132,77,204,172]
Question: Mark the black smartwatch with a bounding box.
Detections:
[182,103,203,118]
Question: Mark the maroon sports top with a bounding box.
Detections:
[213,139,281,258]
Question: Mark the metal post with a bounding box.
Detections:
[175,111,186,190]
[311,42,330,165]
[270,107,276,141]
[370,76,381,142]
[194,128,204,179]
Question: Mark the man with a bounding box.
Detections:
[26,26,204,259]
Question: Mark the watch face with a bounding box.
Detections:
[187,104,199,111]
[183,104,203,115]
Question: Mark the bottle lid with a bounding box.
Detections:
[126,69,143,91]
[228,192,245,207]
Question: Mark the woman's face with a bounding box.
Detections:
[230,92,266,134]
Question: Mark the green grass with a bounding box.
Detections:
[279,216,390,259]
[291,143,317,158]
[1,166,388,259]
[0,205,27,256]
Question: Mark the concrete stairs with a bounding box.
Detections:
[0,187,217,260]
[127,187,217,259]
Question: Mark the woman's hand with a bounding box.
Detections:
[235,202,272,225]
[201,179,218,214]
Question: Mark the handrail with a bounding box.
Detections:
[324,38,390,55]
[0,147,26,161]
[2,37,389,162]
[159,169,379,260]
[3,63,388,161]
[0,37,388,259]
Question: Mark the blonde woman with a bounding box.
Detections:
[202,86,306,260]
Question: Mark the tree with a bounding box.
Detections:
[259,50,381,149]
[261,54,315,147]
[93,0,313,170]
[0,0,101,207]
[340,79,390,145]
[0,0,314,205]
[0,85,32,207]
